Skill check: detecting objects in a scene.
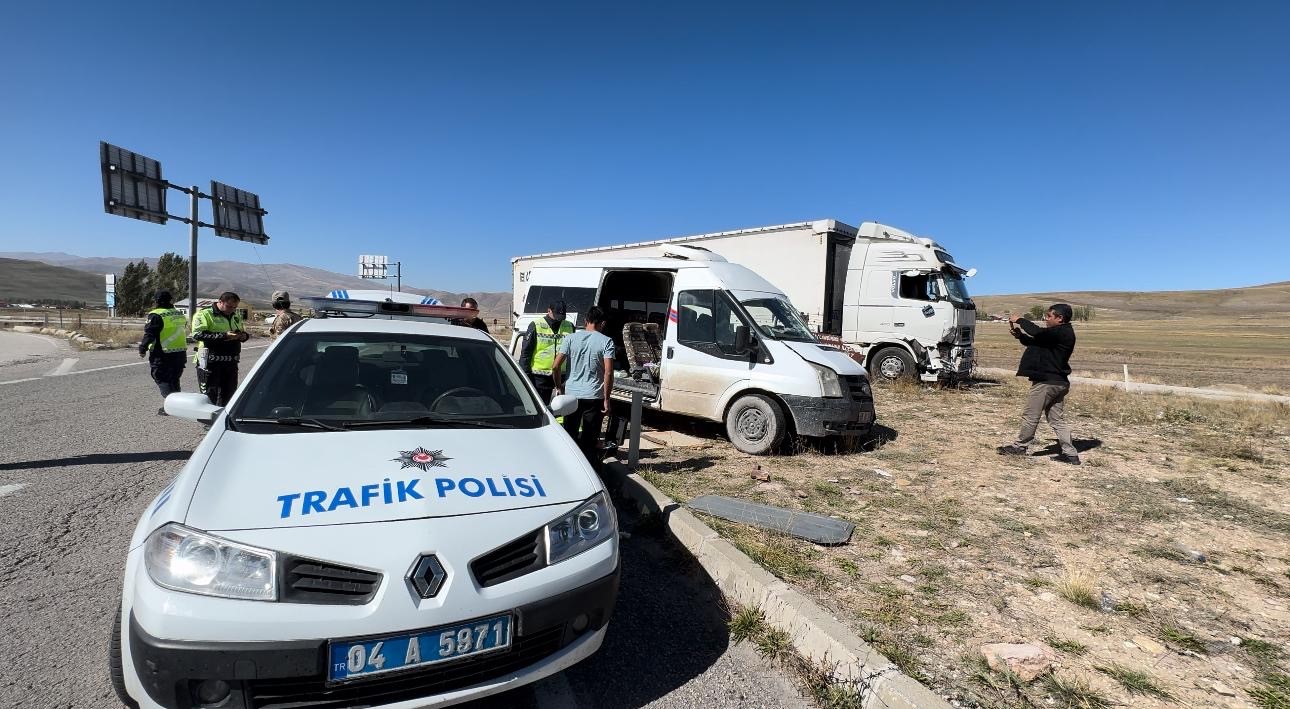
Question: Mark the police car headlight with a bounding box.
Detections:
[809,362,844,398]
[144,523,277,601]
[546,492,617,565]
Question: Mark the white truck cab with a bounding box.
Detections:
[511,251,876,455]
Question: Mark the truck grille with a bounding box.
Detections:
[246,625,566,708]
[471,529,547,588]
[960,326,972,343]
[280,557,382,605]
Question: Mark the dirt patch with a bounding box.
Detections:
[636,378,1290,708]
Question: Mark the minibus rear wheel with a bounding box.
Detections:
[726,393,786,455]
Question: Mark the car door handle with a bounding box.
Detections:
[666,347,674,359]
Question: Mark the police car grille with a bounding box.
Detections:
[245,625,566,708]
[471,529,547,587]
[280,557,382,605]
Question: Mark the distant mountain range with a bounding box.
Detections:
[974,281,1290,319]
[0,252,512,316]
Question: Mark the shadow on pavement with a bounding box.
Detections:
[0,450,191,471]
[465,509,732,708]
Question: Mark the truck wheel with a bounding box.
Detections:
[725,394,786,455]
[110,603,139,708]
[871,347,916,381]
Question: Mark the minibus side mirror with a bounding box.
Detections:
[734,325,752,353]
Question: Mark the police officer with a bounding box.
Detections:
[517,300,573,404]
[192,291,250,406]
[138,290,188,415]
[268,290,302,340]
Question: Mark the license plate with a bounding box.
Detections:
[328,614,512,682]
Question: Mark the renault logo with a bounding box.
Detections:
[407,554,447,598]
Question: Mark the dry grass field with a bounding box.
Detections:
[635,379,1290,708]
[973,315,1290,394]
[973,282,1290,394]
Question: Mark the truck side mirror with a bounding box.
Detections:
[734,325,752,353]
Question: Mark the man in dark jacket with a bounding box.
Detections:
[997,303,1081,464]
[138,290,188,415]
[451,297,489,333]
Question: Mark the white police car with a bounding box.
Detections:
[113,298,619,709]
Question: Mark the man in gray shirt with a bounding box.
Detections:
[552,306,616,462]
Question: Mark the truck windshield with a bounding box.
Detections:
[940,272,974,307]
[739,297,817,342]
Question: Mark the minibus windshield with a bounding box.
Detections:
[739,297,817,342]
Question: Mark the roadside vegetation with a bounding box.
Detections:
[640,376,1290,708]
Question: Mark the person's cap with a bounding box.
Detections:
[272,290,289,302]
[549,300,567,318]
[154,289,172,303]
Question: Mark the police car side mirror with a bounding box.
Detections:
[734,325,753,353]
[548,393,579,418]
[164,392,223,423]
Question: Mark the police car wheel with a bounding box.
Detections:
[109,602,138,708]
[726,394,785,456]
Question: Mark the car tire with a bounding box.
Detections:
[871,347,916,382]
[725,394,786,456]
[110,602,138,709]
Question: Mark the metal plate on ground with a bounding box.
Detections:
[688,495,855,545]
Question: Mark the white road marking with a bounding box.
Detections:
[0,484,27,499]
[47,358,79,376]
[0,344,269,386]
[531,673,579,709]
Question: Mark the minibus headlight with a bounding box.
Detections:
[809,362,844,398]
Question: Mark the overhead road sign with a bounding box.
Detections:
[100,142,167,224]
[211,181,269,245]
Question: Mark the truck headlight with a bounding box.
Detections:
[547,492,617,565]
[144,523,277,601]
[809,362,844,398]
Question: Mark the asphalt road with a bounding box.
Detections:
[0,331,807,709]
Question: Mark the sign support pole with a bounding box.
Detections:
[188,185,199,325]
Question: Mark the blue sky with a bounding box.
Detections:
[1,1,1286,295]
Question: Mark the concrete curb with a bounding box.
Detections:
[977,366,1290,405]
[603,459,950,709]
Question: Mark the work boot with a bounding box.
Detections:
[996,444,1027,456]
[1054,454,1082,465]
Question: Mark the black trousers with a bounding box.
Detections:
[561,398,606,462]
[197,364,239,407]
[149,353,186,399]
[530,373,555,405]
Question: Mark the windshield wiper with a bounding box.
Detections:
[233,417,351,432]
[347,415,516,429]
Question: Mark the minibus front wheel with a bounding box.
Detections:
[725,393,786,455]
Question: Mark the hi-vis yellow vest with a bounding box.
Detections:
[530,319,574,376]
[147,307,188,353]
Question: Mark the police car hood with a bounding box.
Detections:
[185,426,600,531]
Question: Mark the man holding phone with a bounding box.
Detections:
[192,291,251,406]
[998,303,1081,464]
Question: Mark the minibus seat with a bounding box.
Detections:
[623,322,662,375]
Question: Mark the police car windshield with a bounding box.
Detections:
[230,332,544,432]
